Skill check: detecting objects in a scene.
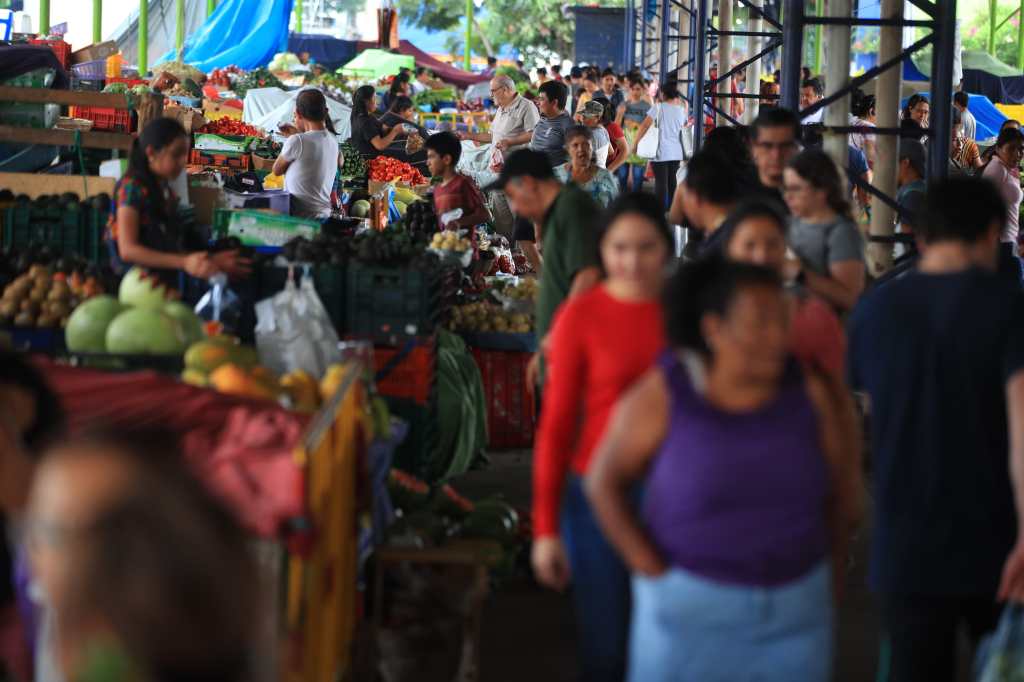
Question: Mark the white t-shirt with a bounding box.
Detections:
[280,129,339,219]
[653,102,687,162]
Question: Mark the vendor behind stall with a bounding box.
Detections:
[273,89,342,220]
[108,119,250,288]
[350,85,404,160]
[425,132,490,232]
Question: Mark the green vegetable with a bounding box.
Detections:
[412,87,457,108]
[340,140,368,179]
[102,82,128,94]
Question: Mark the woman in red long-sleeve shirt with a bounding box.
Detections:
[531,192,670,682]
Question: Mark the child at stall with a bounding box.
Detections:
[273,89,342,220]
[424,132,490,234]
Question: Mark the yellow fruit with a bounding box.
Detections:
[250,365,277,383]
[281,370,320,413]
[181,369,209,388]
[184,340,235,374]
[210,363,278,401]
[320,363,350,401]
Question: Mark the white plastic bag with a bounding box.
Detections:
[254,267,341,378]
[195,274,243,333]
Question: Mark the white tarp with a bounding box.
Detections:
[243,88,295,125]
[247,87,353,141]
[457,140,499,189]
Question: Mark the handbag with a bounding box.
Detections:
[636,104,661,160]
[975,604,1024,681]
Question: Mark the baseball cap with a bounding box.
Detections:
[570,66,583,79]
[899,139,927,177]
[579,100,605,119]
[483,149,555,192]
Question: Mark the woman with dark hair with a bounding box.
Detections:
[273,89,342,220]
[349,85,404,160]
[782,148,866,312]
[586,257,861,682]
[615,77,653,192]
[631,81,689,210]
[107,119,248,286]
[851,92,876,169]
[717,199,846,377]
[900,94,929,143]
[982,126,1024,283]
[591,95,629,174]
[554,126,620,208]
[532,192,671,682]
[380,95,429,139]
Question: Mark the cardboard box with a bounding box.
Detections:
[70,41,118,65]
[163,105,207,135]
[368,180,431,196]
[188,183,223,227]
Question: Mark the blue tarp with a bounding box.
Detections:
[286,33,358,70]
[900,92,1007,141]
[157,0,294,71]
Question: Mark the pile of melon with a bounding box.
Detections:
[65,267,205,355]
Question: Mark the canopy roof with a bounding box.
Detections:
[339,49,414,79]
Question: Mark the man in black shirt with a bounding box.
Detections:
[749,107,801,208]
[849,177,1024,681]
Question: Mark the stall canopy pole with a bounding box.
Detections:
[813,0,823,74]
[93,0,102,44]
[988,0,997,55]
[1019,0,1024,68]
[823,0,851,173]
[464,0,473,71]
[176,0,185,60]
[39,0,50,35]
[295,0,303,32]
[208,0,216,18]
[139,0,148,75]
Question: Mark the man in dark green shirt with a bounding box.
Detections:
[486,149,602,387]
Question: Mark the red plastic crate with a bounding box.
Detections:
[30,39,71,70]
[105,77,148,88]
[472,349,535,449]
[374,339,435,405]
[189,149,251,170]
[68,105,133,133]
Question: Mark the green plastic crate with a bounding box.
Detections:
[3,204,83,256]
[212,209,319,247]
[346,264,449,338]
[193,133,256,153]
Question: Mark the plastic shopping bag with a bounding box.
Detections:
[975,605,1024,681]
[194,274,243,333]
[254,267,340,378]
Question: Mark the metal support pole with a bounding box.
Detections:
[823,0,851,171]
[717,0,732,126]
[38,0,50,35]
[1018,0,1024,69]
[680,0,692,87]
[624,0,636,69]
[93,0,102,44]
[641,0,650,71]
[868,0,902,276]
[176,0,185,59]
[296,0,303,33]
[661,0,671,81]
[207,0,216,18]
[464,0,472,71]
[694,0,709,151]
[139,0,148,75]
[745,0,763,124]
[780,0,803,111]
[929,0,956,179]
[988,0,997,56]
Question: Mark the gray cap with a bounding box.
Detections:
[579,100,605,119]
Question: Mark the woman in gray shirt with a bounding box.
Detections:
[782,148,866,312]
[631,82,688,210]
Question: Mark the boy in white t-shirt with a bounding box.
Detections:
[274,89,341,220]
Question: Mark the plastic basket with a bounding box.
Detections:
[29,39,71,70]
[71,59,106,79]
[68,105,132,133]
[70,76,104,91]
[346,264,447,338]
[373,337,436,405]
[211,209,318,247]
[105,76,147,88]
[471,349,535,449]
[2,326,65,354]
[169,95,203,108]
[189,149,251,170]
[3,203,85,257]
[193,133,254,153]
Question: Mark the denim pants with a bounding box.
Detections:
[561,476,631,682]
[616,163,646,193]
[628,561,834,682]
[998,241,1023,290]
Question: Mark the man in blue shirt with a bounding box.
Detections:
[848,176,1024,681]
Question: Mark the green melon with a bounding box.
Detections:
[65,296,124,353]
[162,301,205,345]
[105,309,187,355]
[118,268,176,311]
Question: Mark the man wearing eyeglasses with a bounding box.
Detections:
[750,107,802,208]
[460,75,540,155]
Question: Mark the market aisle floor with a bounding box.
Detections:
[455,450,882,682]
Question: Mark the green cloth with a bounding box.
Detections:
[535,184,601,342]
[338,49,415,79]
[435,330,488,481]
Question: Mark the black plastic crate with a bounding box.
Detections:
[3,204,84,256]
[384,396,439,481]
[346,264,448,338]
[70,76,105,92]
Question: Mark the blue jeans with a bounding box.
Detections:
[561,476,631,682]
[616,163,646,193]
[998,241,1023,290]
[628,561,834,682]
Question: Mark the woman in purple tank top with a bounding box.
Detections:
[586,259,863,681]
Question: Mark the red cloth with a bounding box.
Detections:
[432,173,486,230]
[532,286,665,538]
[605,122,625,167]
[789,294,846,378]
[32,358,310,538]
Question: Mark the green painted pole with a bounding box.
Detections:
[93,0,102,43]
[38,0,50,35]
[207,0,216,17]
[989,0,998,55]
[176,0,184,60]
[295,0,302,32]
[464,0,472,71]
[1019,0,1024,68]
[814,0,823,75]
[139,0,148,74]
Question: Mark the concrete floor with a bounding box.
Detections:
[454,450,883,682]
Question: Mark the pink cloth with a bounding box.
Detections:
[789,294,846,378]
